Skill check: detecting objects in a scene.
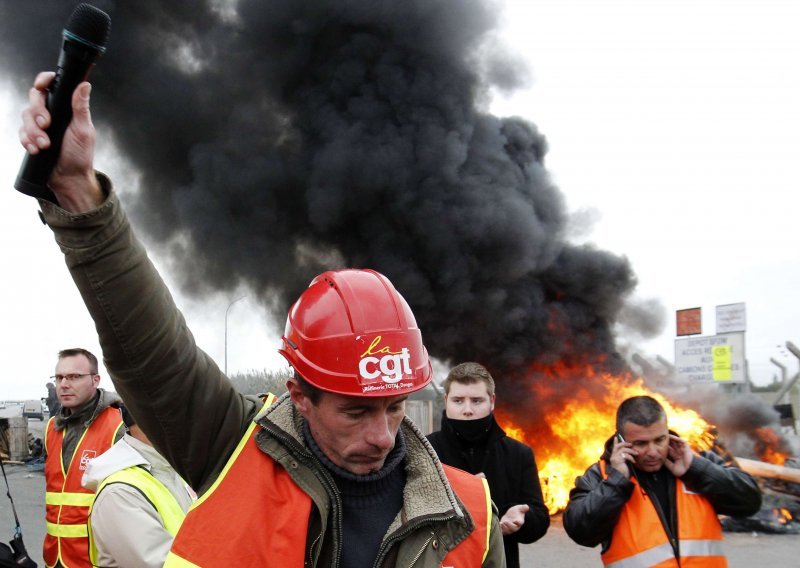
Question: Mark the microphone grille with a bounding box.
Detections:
[65,3,111,50]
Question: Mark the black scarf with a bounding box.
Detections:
[437,412,499,474]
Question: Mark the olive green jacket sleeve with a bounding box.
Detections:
[40,181,259,494]
[484,505,506,568]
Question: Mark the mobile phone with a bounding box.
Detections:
[616,432,625,443]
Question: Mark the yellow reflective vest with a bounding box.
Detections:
[88,465,187,565]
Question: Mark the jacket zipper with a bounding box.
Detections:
[406,533,435,568]
[374,513,456,568]
[262,423,344,568]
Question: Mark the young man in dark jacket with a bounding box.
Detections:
[428,362,550,568]
[563,395,762,566]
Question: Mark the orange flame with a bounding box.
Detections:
[754,427,789,465]
[776,508,792,524]
[497,367,715,514]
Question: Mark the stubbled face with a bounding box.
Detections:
[296,389,407,475]
[54,355,100,410]
[444,381,495,420]
[621,417,670,473]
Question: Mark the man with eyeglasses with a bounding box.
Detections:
[44,348,124,568]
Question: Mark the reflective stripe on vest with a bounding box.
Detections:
[45,521,88,539]
[437,466,492,564]
[165,394,490,567]
[88,465,187,565]
[44,408,123,568]
[599,461,727,568]
[45,493,94,507]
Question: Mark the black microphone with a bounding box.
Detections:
[14,3,111,202]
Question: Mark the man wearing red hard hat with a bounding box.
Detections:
[19,73,505,567]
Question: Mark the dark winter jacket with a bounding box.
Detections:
[428,412,550,568]
[563,433,762,556]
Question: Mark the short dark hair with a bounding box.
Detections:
[616,395,666,433]
[58,348,99,374]
[292,372,325,405]
[442,362,495,396]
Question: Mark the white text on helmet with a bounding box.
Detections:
[359,348,412,384]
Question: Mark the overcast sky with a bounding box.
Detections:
[2,0,799,400]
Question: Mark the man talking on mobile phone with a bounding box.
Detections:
[563,395,761,567]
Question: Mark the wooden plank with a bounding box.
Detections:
[735,456,800,484]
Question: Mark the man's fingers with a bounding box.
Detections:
[20,106,49,154]
[28,73,53,122]
[69,82,94,137]
[72,82,92,116]
[20,73,55,154]
[33,71,56,89]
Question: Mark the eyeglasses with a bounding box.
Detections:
[50,373,95,383]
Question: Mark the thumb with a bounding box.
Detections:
[519,504,530,513]
[72,82,93,122]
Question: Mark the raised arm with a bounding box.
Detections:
[19,74,258,493]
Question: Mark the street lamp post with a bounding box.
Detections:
[225,295,247,375]
[770,357,787,387]
[773,341,800,406]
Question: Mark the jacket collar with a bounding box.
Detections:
[53,388,122,431]
[440,411,507,447]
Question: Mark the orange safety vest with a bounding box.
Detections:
[165,416,491,567]
[599,461,727,568]
[43,408,123,568]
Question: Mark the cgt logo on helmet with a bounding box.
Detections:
[358,336,414,393]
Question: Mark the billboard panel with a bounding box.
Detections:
[676,307,702,336]
[674,332,746,383]
[716,302,746,334]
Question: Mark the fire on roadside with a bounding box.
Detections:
[496,366,715,514]
[754,427,789,466]
[775,508,792,524]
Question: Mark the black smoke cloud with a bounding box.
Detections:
[0,1,642,382]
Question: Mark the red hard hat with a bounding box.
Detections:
[279,269,433,397]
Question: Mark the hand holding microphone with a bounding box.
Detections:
[15,3,110,207]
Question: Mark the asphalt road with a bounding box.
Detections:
[522,514,799,567]
[3,417,798,567]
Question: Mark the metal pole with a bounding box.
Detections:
[773,341,800,405]
[770,357,787,386]
[655,355,675,374]
[225,295,246,375]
